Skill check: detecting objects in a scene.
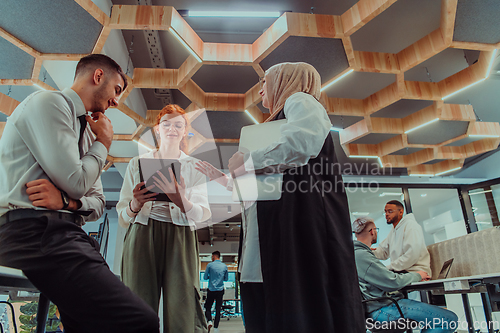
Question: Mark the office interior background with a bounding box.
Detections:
[1,0,500,331]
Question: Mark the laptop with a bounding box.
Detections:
[231,120,287,202]
[437,258,454,280]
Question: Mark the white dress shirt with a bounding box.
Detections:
[0,88,107,221]
[239,92,332,282]
[117,150,211,229]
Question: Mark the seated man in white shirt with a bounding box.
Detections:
[373,200,431,276]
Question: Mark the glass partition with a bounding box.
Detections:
[345,186,404,249]
[408,188,466,246]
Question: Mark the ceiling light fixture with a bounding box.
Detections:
[409,173,434,177]
[469,189,492,196]
[168,27,202,62]
[320,69,354,92]
[486,49,498,78]
[187,11,281,18]
[33,83,46,90]
[133,139,153,151]
[468,134,500,138]
[245,110,259,124]
[377,157,384,168]
[379,192,402,197]
[442,78,486,100]
[352,212,369,216]
[404,118,439,134]
[349,155,378,159]
[434,166,462,176]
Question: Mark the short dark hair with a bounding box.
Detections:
[75,54,128,90]
[386,200,404,210]
[212,251,221,258]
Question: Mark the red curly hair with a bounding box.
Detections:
[155,104,190,153]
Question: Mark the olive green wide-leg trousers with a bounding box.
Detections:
[121,219,207,333]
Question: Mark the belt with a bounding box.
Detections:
[0,209,85,227]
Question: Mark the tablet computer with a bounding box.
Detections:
[138,158,182,202]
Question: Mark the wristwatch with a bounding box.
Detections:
[61,190,70,210]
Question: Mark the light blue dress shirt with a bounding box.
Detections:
[204,260,229,291]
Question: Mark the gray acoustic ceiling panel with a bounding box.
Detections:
[454,0,500,44]
[256,102,269,114]
[141,88,191,110]
[190,142,223,170]
[192,65,259,93]
[350,0,441,53]
[407,120,469,145]
[108,141,140,158]
[37,65,59,90]
[323,72,396,99]
[192,111,253,139]
[389,148,424,155]
[0,37,35,79]
[0,85,38,102]
[352,133,398,145]
[0,0,102,54]
[259,36,349,85]
[328,115,364,129]
[404,48,470,83]
[371,99,433,118]
[218,144,239,169]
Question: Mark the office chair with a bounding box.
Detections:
[220,301,237,319]
[362,296,412,333]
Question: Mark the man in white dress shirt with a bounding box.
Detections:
[373,200,431,276]
[0,54,159,332]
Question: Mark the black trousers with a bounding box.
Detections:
[205,289,224,328]
[0,213,159,333]
[240,282,267,333]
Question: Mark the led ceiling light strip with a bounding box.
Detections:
[468,134,500,138]
[245,110,259,124]
[320,69,354,92]
[134,139,153,151]
[434,166,461,176]
[404,118,439,134]
[188,11,281,18]
[169,28,202,62]
[486,49,498,78]
[442,78,486,100]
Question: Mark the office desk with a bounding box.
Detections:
[403,273,500,333]
[0,266,50,333]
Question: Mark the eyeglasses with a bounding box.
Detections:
[259,77,266,88]
[369,228,380,233]
[160,120,186,130]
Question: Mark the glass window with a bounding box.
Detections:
[346,186,404,249]
[408,188,466,245]
[469,188,494,231]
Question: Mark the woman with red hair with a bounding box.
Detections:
[117,104,211,333]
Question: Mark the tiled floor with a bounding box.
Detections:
[210,317,245,333]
